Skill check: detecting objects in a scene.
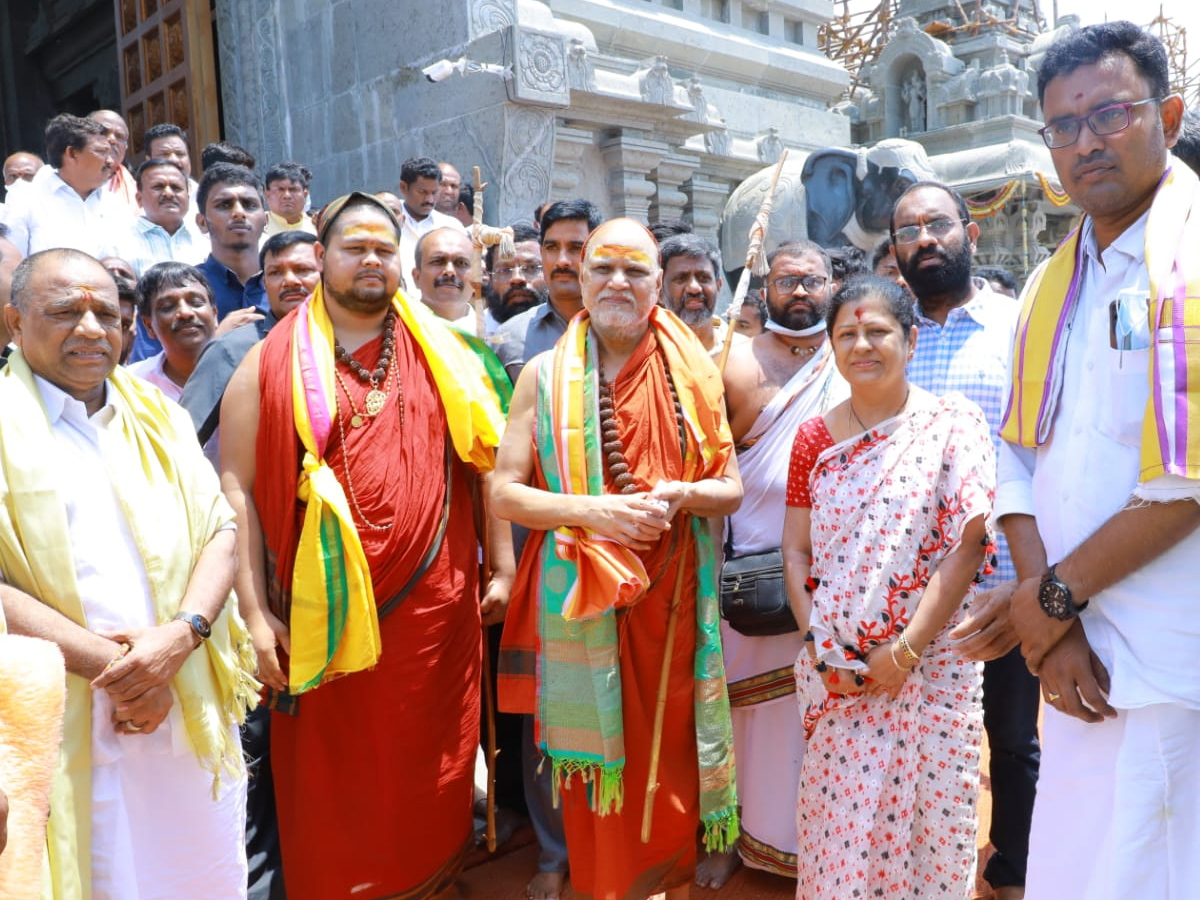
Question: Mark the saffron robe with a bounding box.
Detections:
[256,318,481,900]
[502,332,716,900]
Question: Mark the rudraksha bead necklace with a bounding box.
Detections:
[597,354,687,494]
[334,308,398,422]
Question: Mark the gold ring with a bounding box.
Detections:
[1045,692,1061,702]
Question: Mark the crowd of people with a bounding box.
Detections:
[0,19,1196,900]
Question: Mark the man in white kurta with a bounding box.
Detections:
[704,239,846,884]
[994,23,1200,900]
[721,343,844,876]
[0,248,254,899]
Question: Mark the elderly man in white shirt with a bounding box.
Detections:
[3,114,132,257]
[396,156,466,297]
[964,23,1200,900]
[0,248,255,899]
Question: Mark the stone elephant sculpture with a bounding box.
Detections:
[718,138,938,283]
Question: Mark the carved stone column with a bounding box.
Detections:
[649,152,699,224]
[683,173,732,244]
[550,126,594,199]
[599,130,668,220]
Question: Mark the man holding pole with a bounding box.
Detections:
[494,218,741,900]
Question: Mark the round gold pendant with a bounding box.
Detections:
[350,414,365,428]
[364,389,387,417]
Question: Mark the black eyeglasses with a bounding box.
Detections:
[1038,98,1163,149]
[492,263,543,279]
[769,274,828,294]
[892,217,966,245]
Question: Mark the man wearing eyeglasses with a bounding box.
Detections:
[706,240,847,888]
[987,22,1198,900]
[484,222,547,331]
[890,181,1032,900]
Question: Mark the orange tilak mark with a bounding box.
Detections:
[590,244,653,266]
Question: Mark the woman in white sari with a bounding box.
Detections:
[781,276,996,899]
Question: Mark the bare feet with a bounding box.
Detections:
[694,849,741,890]
[526,870,566,900]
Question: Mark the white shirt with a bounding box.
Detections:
[3,169,133,257]
[126,352,184,402]
[399,207,466,297]
[996,211,1200,710]
[109,215,210,277]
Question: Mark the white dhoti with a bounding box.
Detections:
[1025,704,1200,900]
[722,347,844,875]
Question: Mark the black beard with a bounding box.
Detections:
[899,240,973,298]
[766,294,825,331]
[485,283,547,322]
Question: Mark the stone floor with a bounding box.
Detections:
[459,733,1001,900]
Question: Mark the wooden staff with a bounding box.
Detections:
[477,475,500,853]
[642,523,690,843]
[471,166,488,340]
[716,148,789,375]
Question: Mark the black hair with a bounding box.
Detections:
[144,123,187,150]
[826,275,916,338]
[400,156,442,185]
[259,231,318,271]
[134,157,188,189]
[1037,21,1170,105]
[659,234,721,281]
[44,114,106,169]
[766,239,831,278]
[265,161,312,190]
[539,199,603,244]
[871,236,895,272]
[888,180,970,237]
[458,182,474,211]
[648,219,692,242]
[827,245,869,282]
[201,141,256,171]
[136,262,215,319]
[197,163,265,215]
[739,291,768,327]
[975,265,1018,293]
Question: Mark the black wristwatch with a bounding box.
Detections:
[1037,565,1089,621]
[173,612,212,642]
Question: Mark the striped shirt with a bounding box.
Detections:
[906,279,1018,587]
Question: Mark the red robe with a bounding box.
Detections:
[502,332,701,900]
[256,317,480,900]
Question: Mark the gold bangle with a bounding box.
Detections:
[898,632,921,666]
[892,643,916,672]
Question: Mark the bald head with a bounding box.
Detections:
[414,227,474,316]
[3,152,42,187]
[580,218,662,340]
[0,235,23,344]
[88,110,130,165]
[5,250,121,413]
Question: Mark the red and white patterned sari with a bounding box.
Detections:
[788,394,995,899]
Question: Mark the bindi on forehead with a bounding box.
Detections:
[854,306,864,320]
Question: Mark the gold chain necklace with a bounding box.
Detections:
[847,387,910,435]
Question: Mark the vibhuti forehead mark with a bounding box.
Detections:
[589,243,652,265]
[341,222,398,243]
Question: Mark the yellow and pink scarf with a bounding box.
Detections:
[1001,161,1200,480]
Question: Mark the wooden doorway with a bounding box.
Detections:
[113,0,219,164]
